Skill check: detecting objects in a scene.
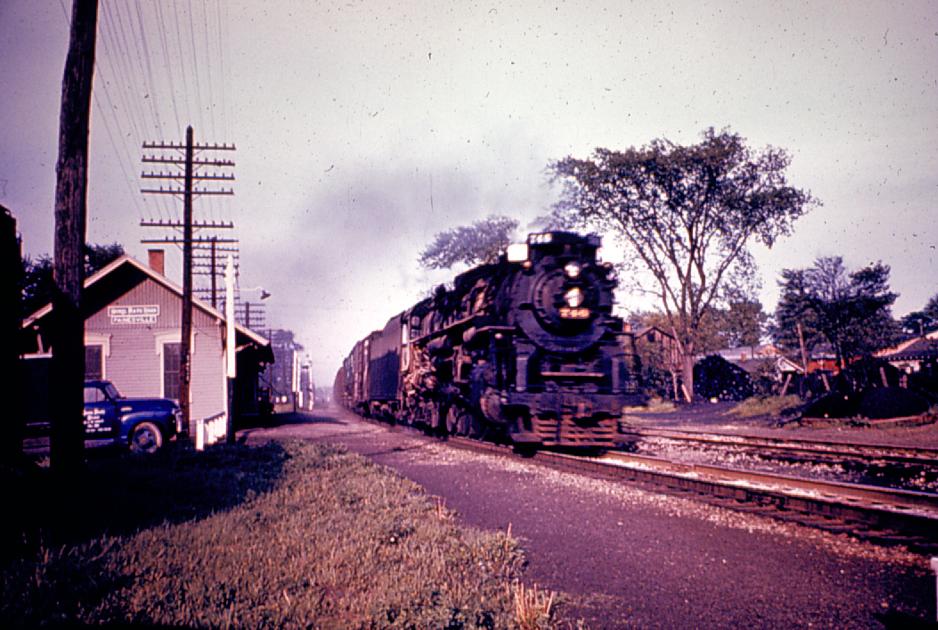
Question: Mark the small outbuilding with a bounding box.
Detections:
[878,332,938,374]
[21,252,273,439]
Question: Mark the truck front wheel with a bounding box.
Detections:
[129,422,163,454]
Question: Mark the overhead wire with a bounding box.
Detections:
[57,0,149,222]
[196,0,216,224]
[215,0,229,142]
[105,0,174,222]
[112,2,160,137]
[171,2,194,129]
[185,0,205,134]
[132,2,165,136]
[97,1,156,221]
[59,0,238,280]
[153,2,182,136]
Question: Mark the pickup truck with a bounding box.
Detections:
[82,380,182,454]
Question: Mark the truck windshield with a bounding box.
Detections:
[104,382,122,399]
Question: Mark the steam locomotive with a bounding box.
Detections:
[334,231,643,448]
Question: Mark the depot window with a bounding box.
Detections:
[85,344,103,380]
[162,342,181,401]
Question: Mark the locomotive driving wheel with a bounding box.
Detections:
[453,408,484,439]
[445,405,459,435]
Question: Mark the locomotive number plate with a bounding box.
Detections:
[559,307,590,319]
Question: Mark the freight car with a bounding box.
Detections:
[335,231,643,448]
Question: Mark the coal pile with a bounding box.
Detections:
[693,355,754,401]
[803,386,931,420]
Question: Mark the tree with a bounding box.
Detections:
[22,242,124,316]
[550,128,816,401]
[771,267,825,372]
[900,292,938,336]
[419,215,519,269]
[718,295,768,353]
[927,294,938,323]
[773,257,899,368]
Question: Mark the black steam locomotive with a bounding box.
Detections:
[334,231,643,448]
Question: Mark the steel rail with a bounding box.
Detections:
[619,427,938,466]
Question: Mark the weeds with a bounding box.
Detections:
[511,581,555,630]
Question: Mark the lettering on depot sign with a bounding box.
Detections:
[108,304,160,324]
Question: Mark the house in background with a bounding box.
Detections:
[21,252,273,439]
[876,330,938,374]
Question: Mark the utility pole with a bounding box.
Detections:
[191,240,240,309]
[224,254,236,444]
[145,239,239,309]
[236,301,266,329]
[2,206,23,464]
[51,0,98,474]
[140,129,235,438]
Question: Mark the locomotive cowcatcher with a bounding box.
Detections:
[335,231,644,448]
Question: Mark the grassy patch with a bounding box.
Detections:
[625,396,677,414]
[1,441,553,628]
[729,395,802,418]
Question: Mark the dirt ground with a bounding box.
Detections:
[624,400,938,449]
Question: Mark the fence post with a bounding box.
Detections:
[931,557,938,623]
[195,416,205,451]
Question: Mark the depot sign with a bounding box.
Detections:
[108,304,160,325]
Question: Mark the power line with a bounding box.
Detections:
[153,2,181,135]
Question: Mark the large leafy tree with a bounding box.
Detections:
[773,256,899,367]
[22,242,124,316]
[550,128,816,401]
[419,215,519,269]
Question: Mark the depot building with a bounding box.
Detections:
[21,251,274,435]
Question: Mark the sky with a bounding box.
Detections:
[2,1,937,386]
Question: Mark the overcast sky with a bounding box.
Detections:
[2,1,937,385]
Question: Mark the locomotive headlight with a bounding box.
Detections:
[564,287,585,308]
[564,262,581,278]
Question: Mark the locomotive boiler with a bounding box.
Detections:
[335,231,643,448]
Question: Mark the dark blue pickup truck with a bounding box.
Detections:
[24,356,182,454]
[82,380,182,454]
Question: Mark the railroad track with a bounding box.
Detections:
[446,435,938,555]
[618,427,938,466]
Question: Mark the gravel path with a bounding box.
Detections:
[240,409,936,628]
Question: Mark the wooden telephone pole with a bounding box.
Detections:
[140,129,235,438]
[51,0,98,473]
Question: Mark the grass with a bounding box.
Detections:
[1,440,556,628]
[623,396,677,414]
[729,394,802,418]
